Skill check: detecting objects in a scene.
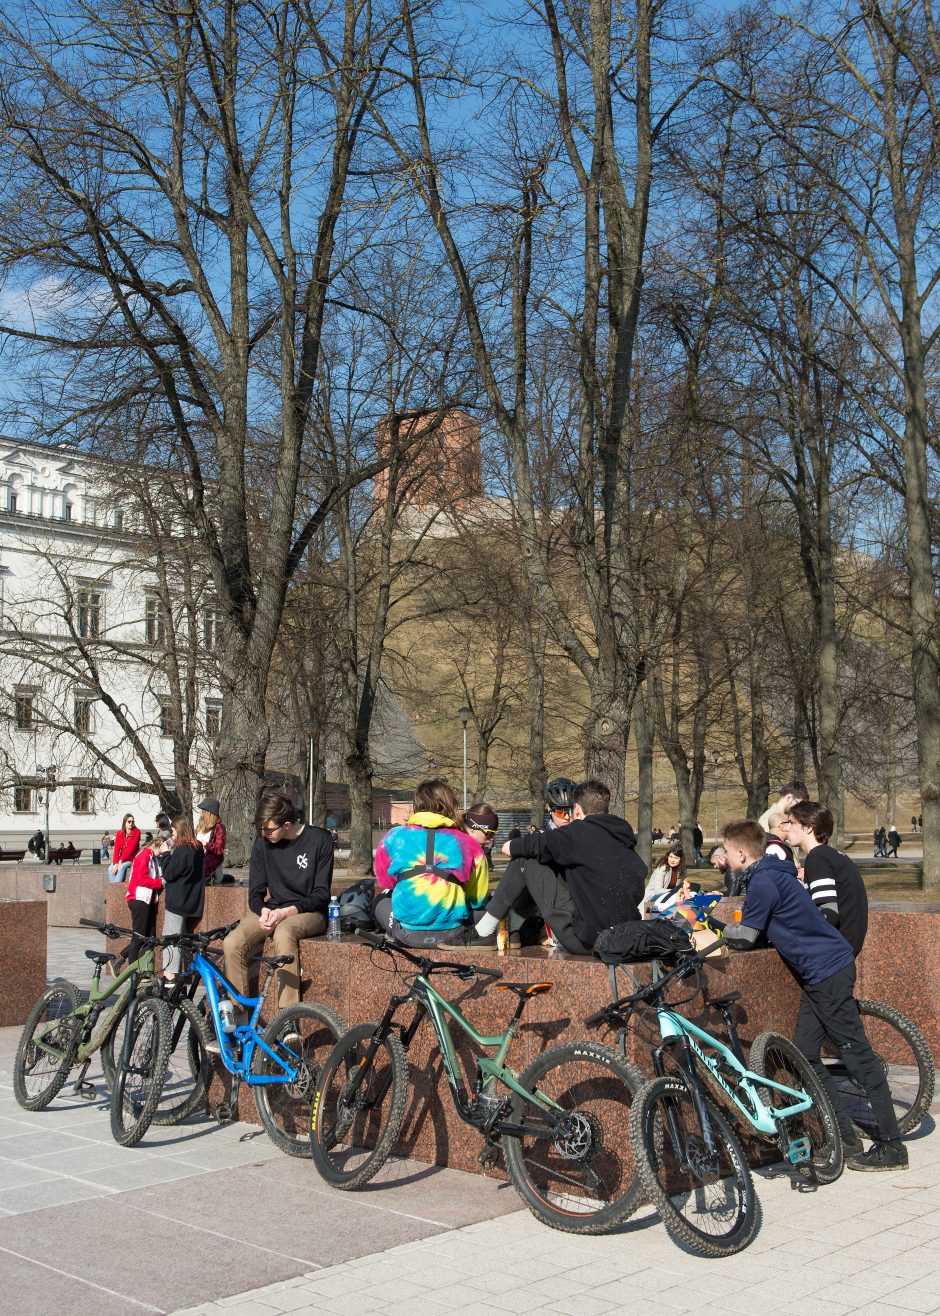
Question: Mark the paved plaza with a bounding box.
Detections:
[0,930,937,1315]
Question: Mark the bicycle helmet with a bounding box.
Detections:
[543,777,576,810]
[338,879,377,934]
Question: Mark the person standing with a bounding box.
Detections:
[886,824,901,858]
[911,814,918,833]
[161,816,206,982]
[784,802,867,956]
[691,821,704,864]
[222,790,332,1011]
[195,796,226,884]
[109,813,141,883]
[757,780,809,833]
[723,819,907,1171]
[114,830,170,969]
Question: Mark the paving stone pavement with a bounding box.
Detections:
[0,928,937,1315]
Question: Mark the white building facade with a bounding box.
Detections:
[0,438,220,851]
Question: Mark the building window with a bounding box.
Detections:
[158,701,173,736]
[74,695,95,736]
[15,689,35,730]
[65,502,73,521]
[8,489,17,513]
[13,784,35,812]
[145,595,166,645]
[114,508,124,530]
[76,588,102,638]
[73,783,94,814]
[205,701,222,739]
[203,608,223,652]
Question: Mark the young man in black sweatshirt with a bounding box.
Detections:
[473,779,647,953]
[223,789,333,1011]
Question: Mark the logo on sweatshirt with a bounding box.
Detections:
[297,853,308,869]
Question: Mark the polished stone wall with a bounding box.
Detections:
[0,900,47,1026]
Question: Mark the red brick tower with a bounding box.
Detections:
[373,410,482,509]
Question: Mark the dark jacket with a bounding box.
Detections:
[738,854,854,986]
[509,813,648,947]
[162,843,205,919]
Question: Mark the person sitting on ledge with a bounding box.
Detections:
[722,817,908,1173]
[222,789,333,1014]
[373,778,489,948]
[476,779,647,954]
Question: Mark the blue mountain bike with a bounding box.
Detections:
[153,929,345,1156]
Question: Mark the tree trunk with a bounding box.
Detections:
[633,680,654,868]
[215,651,270,865]
[346,746,375,877]
[525,618,547,822]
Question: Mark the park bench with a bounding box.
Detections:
[0,849,27,862]
[47,842,83,866]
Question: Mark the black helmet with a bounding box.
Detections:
[338,879,377,934]
[544,777,576,810]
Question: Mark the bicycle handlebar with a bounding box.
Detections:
[353,930,503,982]
[584,952,704,1028]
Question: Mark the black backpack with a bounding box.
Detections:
[593,920,694,965]
[339,879,377,933]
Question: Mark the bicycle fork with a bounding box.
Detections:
[653,1038,722,1169]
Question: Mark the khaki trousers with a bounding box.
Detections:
[223,910,326,1009]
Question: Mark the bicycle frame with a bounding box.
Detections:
[188,951,297,1086]
[653,1007,812,1138]
[69,950,155,1062]
[368,971,565,1139]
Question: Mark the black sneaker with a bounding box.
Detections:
[466,927,498,947]
[842,1134,865,1158]
[846,1140,908,1172]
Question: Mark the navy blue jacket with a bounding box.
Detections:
[739,854,854,986]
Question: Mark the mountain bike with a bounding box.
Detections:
[584,950,842,1256]
[820,999,934,1137]
[102,920,242,1126]
[310,932,645,1234]
[14,918,171,1147]
[149,928,346,1155]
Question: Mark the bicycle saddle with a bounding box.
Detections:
[252,953,294,967]
[705,991,741,1009]
[495,982,553,997]
[85,950,116,965]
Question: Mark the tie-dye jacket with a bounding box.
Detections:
[375,811,489,930]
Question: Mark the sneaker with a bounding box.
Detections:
[846,1140,908,1172]
[841,1134,865,1158]
[466,928,498,947]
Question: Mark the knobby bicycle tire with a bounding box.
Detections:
[251,1002,347,1157]
[13,983,82,1111]
[631,1074,758,1257]
[109,996,172,1147]
[152,995,214,1125]
[820,1000,934,1137]
[749,1031,843,1184]
[503,1040,647,1234]
[310,1022,408,1188]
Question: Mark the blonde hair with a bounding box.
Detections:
[196,809,219,834]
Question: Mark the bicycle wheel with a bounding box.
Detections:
[152,996,213,1125]
[503,1040,647,1234]
[749,1031,843,1184]
[252,1003,347,1157]
[819,1000,934,1137]
[109,997,172,1147]
[632,1074,758,1257]
[13,984,82,1111]
[310,1022,408,1188]
[98,988,135,1091]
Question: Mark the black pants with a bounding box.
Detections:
[116,898,157,968]
[486,858,593,955]
[794,962,901,1143]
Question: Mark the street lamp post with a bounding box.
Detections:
[37,763,57,860]
[458,707,472,809]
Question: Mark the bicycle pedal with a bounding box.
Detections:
[478,1140,502,1168]
[75,1082,98,1102]
[787,1136,811,1164]
[216,1101,235,1123]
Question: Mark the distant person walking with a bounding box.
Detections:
[109,813,140,883]
[886,824,901,858]
[911,814,918,833]
[195,796,226,884]
[873,827,887,858]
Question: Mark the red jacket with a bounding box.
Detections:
[201,821,226,879]
[113,828,141,865]
[127,848,163,903]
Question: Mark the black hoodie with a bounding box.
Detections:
[508,813,648,946]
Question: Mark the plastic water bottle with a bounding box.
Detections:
[218,999,236,1033]
[328,896,341,942]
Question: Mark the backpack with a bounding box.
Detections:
[339,878,377,933]
[593,919,694,965]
